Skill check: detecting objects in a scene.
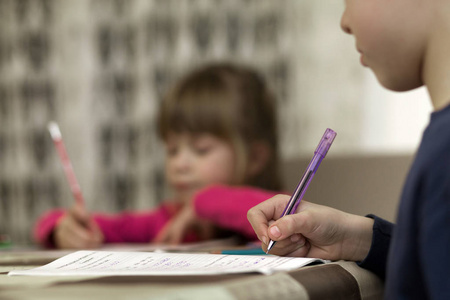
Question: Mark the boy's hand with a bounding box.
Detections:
[247,194,374,261]
[153,203,216,245]
[53,203,104,249]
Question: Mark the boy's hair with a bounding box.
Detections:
[157,62,281,191]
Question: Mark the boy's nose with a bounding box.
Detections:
[340,9,352,34]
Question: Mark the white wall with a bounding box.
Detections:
[361,72,432,153]
[287,1,432,158]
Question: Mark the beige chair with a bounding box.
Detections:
[282,154,414,222]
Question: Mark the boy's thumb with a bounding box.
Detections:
[268,214,302,241]
[268,225,282,240]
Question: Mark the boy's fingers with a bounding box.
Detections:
[268,213,308,241]
[267,239,309,257]
[247,194,291,244]
[247,208,270,245]
[257,194,292,219]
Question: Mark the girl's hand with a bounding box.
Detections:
[53,203,104,249]
[247,194,374,261]
[153,203,216,245]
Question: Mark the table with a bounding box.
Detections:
[0,245,384,300]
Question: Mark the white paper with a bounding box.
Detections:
[8,250,325,276]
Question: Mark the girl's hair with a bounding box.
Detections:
[157,62,281,191]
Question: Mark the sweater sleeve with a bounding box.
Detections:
[33,209,66,248]
[93,204,173,243]
[33,204,174,248]
[357,214,394,280]
[193,185,279,240]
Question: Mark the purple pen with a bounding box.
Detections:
[266,128,337,254]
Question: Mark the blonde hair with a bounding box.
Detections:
[157,63,281,191]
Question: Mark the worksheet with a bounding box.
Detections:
[8,250,325,276]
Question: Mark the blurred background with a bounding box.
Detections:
[0,0,431,245]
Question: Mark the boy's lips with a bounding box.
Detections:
[360,54,367,67]
[357,48,368,67]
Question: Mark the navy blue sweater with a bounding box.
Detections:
[359,104,450,299]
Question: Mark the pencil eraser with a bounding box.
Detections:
[47,121,62,140]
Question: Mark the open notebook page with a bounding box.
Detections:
[8,250,326,276]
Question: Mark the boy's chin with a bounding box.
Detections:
[376,72,423,92]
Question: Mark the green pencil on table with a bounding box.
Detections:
[214,247,267,255]
[0,234,12,249]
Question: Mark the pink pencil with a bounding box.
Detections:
[48,122,85,207]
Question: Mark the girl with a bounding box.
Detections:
[35,62,282,249]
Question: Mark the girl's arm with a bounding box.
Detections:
[34,209,66,248]
[34,204,174,248]
[93,206,173,243]
[193,185,279,240]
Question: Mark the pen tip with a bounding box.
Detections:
[266,240,275,254]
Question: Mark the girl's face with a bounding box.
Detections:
[341,0,429,92]
[164,132,237,204]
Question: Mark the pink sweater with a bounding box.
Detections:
[34,185,279,248]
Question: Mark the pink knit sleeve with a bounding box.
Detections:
[33,209,66,248]
[94,204,172,243]
[33,204,174,248]
[193,185,279,240]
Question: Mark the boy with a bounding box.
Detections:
[247,1,450,299]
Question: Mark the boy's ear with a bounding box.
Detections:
[247,141,271,177]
